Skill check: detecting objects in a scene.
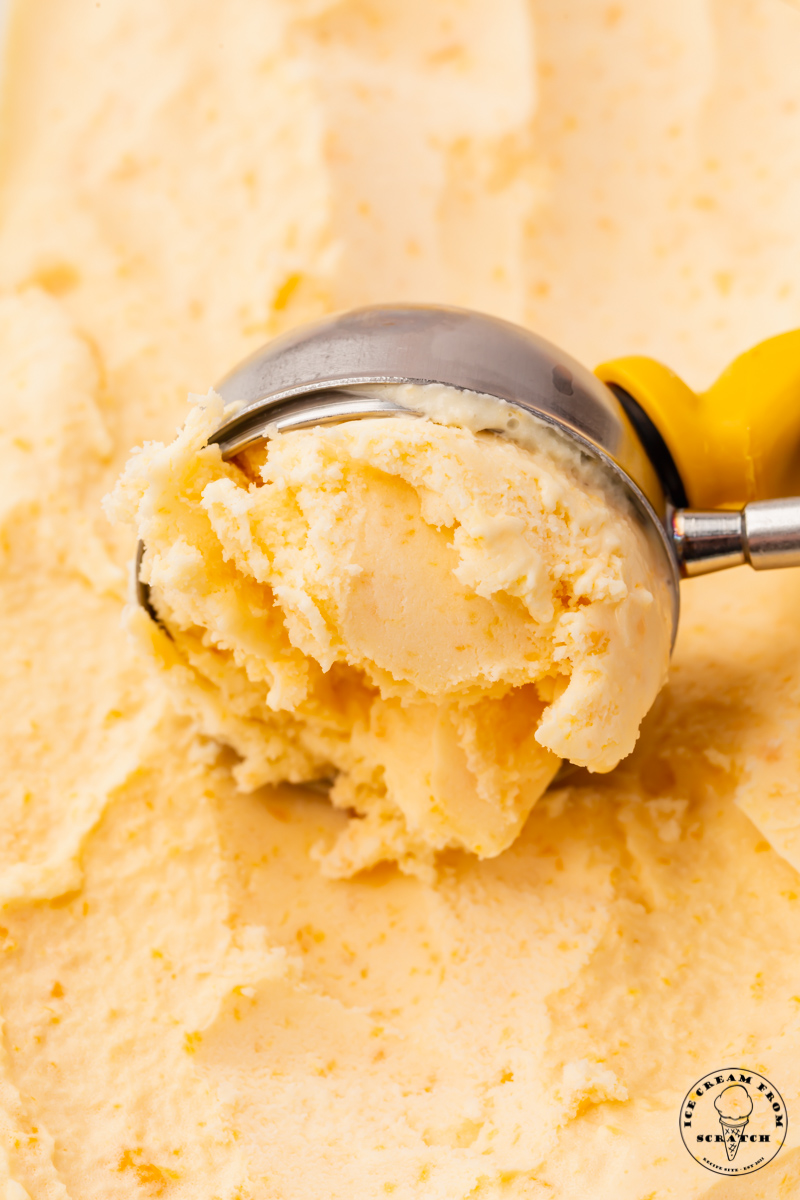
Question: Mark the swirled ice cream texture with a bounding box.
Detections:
[110,383,671,875]
[4,0,800,1194]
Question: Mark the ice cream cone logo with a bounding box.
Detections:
[679,1068,787,1176]
[714,1085,753,1161]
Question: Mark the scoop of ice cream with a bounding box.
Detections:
[715,1085,754,1121]
[108,382,672,875]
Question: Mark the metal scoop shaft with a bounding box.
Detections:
[674,498,800,575]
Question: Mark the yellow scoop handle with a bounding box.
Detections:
[595,329,800,509]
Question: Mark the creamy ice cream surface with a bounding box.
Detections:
[109,384,671,874]
[3,1,800,1198]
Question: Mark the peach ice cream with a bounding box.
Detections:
[1,0,800,1197]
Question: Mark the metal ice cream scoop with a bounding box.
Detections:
[136,303,800,643]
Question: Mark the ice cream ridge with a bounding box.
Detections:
[111,380,672,876]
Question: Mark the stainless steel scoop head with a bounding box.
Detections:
[214,304,667,510]
[210,304,679,627]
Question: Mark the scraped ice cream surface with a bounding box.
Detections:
[110,384,671,875]
[4,0,800,1197]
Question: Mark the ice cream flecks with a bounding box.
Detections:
[3,0,800,1196]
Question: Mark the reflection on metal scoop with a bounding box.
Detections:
[136,303,800,648]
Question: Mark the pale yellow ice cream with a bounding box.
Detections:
[2,1,800,1199]
[109,383,671,875]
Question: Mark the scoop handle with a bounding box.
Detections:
[595,329,800,509]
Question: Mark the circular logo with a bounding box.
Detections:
[680,1068,788,1176]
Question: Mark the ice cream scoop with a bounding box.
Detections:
[714,1084,754,1162]
[135,304,800,647]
